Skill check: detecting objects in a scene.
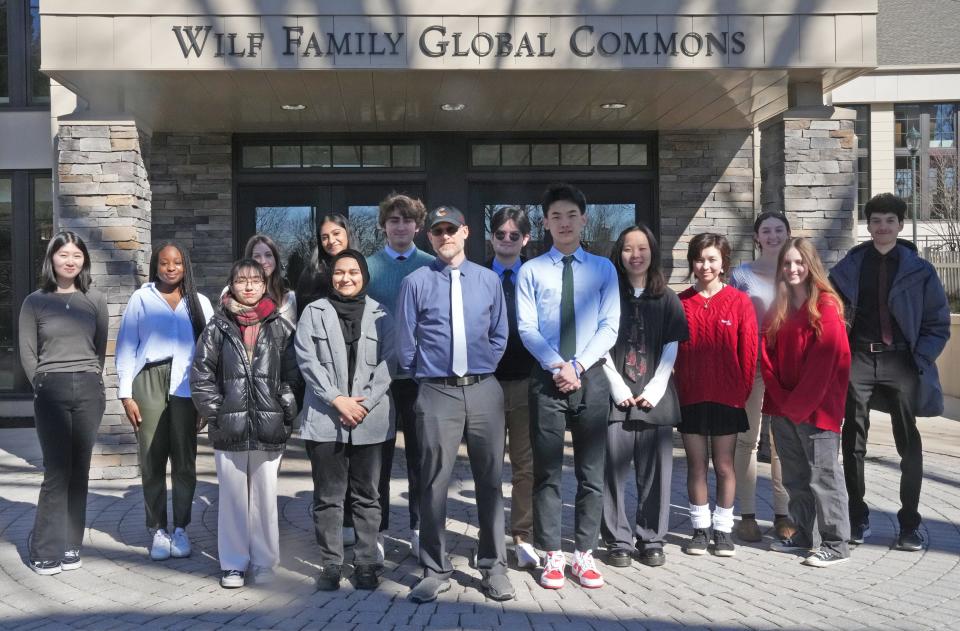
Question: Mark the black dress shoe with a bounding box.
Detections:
[354,564,379,590]
[316,564,342,591]
[605,549,632,568]
[897,528,923,551]
[638,547,665,567]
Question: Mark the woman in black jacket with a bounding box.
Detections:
[191,258,299,589]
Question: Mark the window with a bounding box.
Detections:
[471,142,650,168]
[894,103,959,220]
[240,142,423,170]
[1,0,47,107]
[846,105,871,218]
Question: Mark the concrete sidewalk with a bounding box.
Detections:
[0,407,958,630]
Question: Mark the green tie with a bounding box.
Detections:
[559,255,576,361]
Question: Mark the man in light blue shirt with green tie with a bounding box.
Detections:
[516,183,620,591]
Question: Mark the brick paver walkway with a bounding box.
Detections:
[0,410,958,630]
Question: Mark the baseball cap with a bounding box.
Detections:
[426,205,465,229]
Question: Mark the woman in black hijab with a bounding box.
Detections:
[294,249,396,592]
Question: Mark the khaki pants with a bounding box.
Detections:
[501,378,533,539]
[734,369,788,516]
[133,360,198,531]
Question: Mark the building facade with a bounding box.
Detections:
[3,0,885,476]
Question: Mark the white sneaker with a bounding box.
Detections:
[572,549,604,588]
[170,528,191,558]
[342,526,357,547]
[376,535,385,564]
[410,529,420,560]
[150,529,171,561]
[540,550,566,589]
[251,565,276,585]
[515,542,540,569]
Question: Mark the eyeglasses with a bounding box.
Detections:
[232,277,265,287]
[430,225,461,237]
[494,230,522,242]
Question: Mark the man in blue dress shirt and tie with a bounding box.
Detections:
[396,205,514,603]
[516,183,620,590]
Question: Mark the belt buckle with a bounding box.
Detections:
[869,342,885,353]
[454,375,471,386]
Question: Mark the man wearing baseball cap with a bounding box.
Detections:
[396,205,514,603]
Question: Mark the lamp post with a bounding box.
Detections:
[906,126,922,246]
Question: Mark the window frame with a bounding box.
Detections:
[894,102,960,220]
[1,0,47,110]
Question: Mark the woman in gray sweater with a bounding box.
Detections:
[295,249,395,592]
[18,231,108,576]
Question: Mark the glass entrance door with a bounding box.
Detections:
[468,181,655,261]
[238,184,425,288]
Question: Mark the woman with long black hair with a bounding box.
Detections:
[601,225,688,569]
[116,241,213,561]
[19,231,108,575]
[295,214,357,317]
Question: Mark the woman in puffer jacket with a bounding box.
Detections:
[191,258,299,590]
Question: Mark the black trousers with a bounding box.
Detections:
[601,421,673,551]
[842,350,923,530]
[530,364,610,552]
[416,376,507,579]
[345,378,420,532]
[305,440,383,566]
[31,372,105,562]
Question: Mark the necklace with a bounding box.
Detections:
[59,290,78,310]
[696,283,724,309]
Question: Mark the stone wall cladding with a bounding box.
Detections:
[56,122,150,480]
[760,106,858,265]
[658,130,755,286]
[149,133,233,298]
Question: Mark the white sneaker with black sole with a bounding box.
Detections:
[802,549,850,568]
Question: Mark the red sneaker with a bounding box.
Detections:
[572,550,604,588]
[539,550,566,589]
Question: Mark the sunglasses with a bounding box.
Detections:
[430,225,461,237]
[494,230,522,242]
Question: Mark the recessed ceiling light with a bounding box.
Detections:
[440,103,466,112]
[601,102,627,110]
[281,104,306,111]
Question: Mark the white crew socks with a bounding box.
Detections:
[689,503,711,530]
[713,505,735,533]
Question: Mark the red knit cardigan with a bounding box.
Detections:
[760,295,851,433]
[675,285,758,409]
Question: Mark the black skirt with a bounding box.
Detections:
[677,402,748,436]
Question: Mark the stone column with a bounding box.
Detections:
[760,106,858,265]
[56,118,151,479]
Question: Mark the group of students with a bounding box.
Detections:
[18,184,949,603]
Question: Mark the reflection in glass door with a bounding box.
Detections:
[469,182,654,262]
[253,204,318,294]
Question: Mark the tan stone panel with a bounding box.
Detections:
[799,16,836,66]
[42,15,78,70]
[834,15,862,65]
[76,17,114,69]
[861,14,877,65]
[114,17,152,70]
[406,16,443,70]
[296,16,336,69]
[152,16,225,68]
[350,15,409,69]
[728,16,764,68]
[681,70,786,129]
[690,16,729,69]
[222,16,263,69]
[655,15,693,69]
[260,15,298,68]
[763,16,800,67]
[548,16,588,69]
[620,16,658,69]
[441,16,481,69]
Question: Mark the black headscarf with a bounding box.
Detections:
[327,251,369,388]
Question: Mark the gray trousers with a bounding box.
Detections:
[601,421,673,551]
[771,416,850,557]
[415,376,507,579]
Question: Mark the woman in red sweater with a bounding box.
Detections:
[762,237,852,567]
[676,234,758,558]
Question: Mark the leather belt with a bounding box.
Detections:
[422,373,493,387]
[857,342,910,353]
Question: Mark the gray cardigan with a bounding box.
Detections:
[295,296,396,445]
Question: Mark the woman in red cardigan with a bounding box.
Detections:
[762,237,852,568]
[676,233,758,558]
